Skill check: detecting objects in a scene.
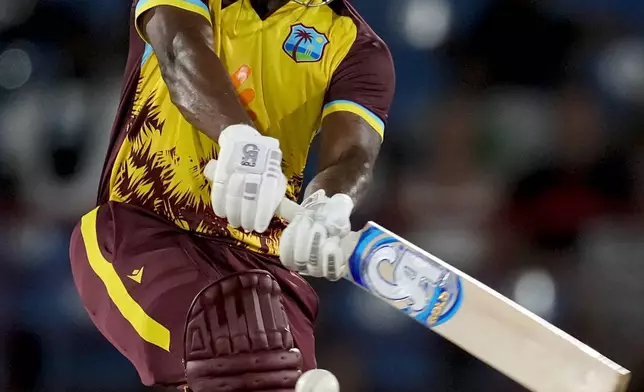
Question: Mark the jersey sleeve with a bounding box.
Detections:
[134,0,211,43]
[322,34,395,139]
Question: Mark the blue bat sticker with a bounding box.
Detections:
[347,224,462,327]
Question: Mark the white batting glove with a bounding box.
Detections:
[204,124,287,233]
[296,369,340,392]
[279,190,353,281]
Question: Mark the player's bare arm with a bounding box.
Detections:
[280,27,394,281]
[279,113,381,280]
[304,111,381,206]
[140,6,252,140]
[142,7,291,234]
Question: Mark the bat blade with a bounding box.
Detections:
[276,198,630,391]
[344,222,630,392]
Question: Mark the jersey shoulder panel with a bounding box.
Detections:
[133,0,212,44]
[323,0,395,137]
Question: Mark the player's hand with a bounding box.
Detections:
[279,190,353,281]
[204,124,287,233]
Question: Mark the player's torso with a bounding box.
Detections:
[108,0,359,254]
[217,0,357,178]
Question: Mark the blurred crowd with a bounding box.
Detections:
[2,0,644,391]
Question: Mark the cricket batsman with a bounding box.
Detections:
[69,0,394,390]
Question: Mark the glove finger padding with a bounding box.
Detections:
[279,191,353,281]
[240,173,261,232]
[303,220,327,278]
[254,170,286,233]
[293,213,315,270]
[321,236,344,281]
[205,160,228,218]
[204,159,218,180]
[225,171,245,228]
[279,214,300,271]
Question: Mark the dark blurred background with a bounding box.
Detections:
[1,0,644,391]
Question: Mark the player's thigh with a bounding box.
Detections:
[278,286,317,370]
[69,205,220,387]
[70,203,317,388]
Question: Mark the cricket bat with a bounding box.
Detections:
[277,199,631,392]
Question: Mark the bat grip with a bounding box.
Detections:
[277,198,304,223]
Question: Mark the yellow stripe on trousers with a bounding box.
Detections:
[81,208,171,351]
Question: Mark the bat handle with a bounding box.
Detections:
[277,198,304,223]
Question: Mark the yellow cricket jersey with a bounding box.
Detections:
[98,0,395,255]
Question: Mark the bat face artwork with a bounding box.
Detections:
[356,229,462,326]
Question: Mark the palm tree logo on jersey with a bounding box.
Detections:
[283,24,329,63]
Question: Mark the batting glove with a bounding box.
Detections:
[204,124,287,233]
[279,190,353,281]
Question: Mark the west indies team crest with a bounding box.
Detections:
[283,24,329,63]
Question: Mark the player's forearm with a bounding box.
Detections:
[142,7,252,141]
[157,34,253,139]
[305,146,374,206]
